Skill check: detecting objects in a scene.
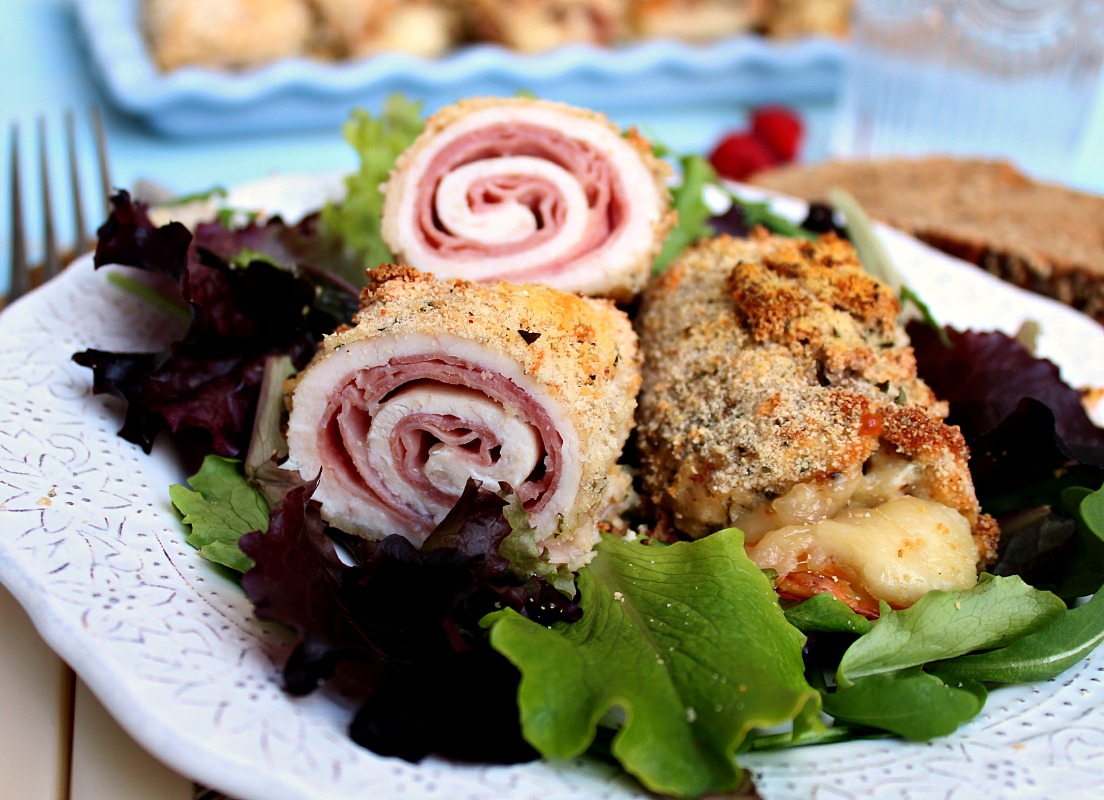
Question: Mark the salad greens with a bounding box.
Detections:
[653,154,719,273]
[835,576,1066,684]
[74,100,1104,800]
[486,530,819,798]
[73,193,359,466]
[169,455,266,573]
[319,94,425,277]
[658,154,821,274]
[239,480,576,763]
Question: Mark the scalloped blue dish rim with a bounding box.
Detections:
[75,0,848,138]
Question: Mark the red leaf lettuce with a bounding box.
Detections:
[73,192,359,466]
[239,480,579,763]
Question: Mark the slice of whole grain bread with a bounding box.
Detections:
[750,157,1104,324]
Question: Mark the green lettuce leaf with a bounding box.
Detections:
[320,95,425,277]
[784,592,874,635]
[485,529,819,799]
[169,455,269,572]
[837,574,1067,688]
[653,154,716,274]
[823,668,987,741]
[821,574,1066,740]
[930,589,1104,684]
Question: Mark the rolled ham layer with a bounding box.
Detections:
[381,97,674,301]
[284,266,641,568]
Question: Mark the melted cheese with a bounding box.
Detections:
[746,496,978,607]
[737,448,925,545]
[737,470,861,543]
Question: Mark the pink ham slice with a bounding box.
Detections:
[381,97,673,301]
[283,267,641,568]
[298,349,564,539]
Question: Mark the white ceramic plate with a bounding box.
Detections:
[2,177,1104,800]
[74,0,846,138]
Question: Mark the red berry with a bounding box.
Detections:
[750,106,804,162]
[709,132,777,181]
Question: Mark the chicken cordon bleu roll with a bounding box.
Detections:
[636,232,999,615]
[283,266,641,568]
[380,97,675,302]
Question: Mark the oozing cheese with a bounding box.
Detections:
[737,448,925,545]
[746,496,977,607]
[733,448,978,607]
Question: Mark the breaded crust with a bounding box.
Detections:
[635,232,997,562]
[291,265,641,563]
[380,96,675,302]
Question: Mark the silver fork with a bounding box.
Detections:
[5,108,112,310]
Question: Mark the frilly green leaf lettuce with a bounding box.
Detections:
[320,95,426,275]
[484,529,819,799]
[169,455,268,572]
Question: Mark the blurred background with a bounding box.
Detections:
[2,0,1103,286]
[1,0,1096,285]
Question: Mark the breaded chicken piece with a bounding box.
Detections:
[636,232,998,612]
[308,0,462,59]
[142,0,314,71]
[284,266,641,569]
[627,0,765,42]
[465,0,629,52]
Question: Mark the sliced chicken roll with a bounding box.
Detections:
[635,232,999,614]
[284,266,641,568]
[381,97,675,301]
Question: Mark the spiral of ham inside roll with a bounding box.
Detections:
[284,266,641,567]
[381,97,674,300]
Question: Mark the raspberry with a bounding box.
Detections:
[750,106,804,162]
[708,132,777,181]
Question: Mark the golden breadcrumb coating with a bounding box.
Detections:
[465,0,629,51]
[290,265,641,566]
[627,0,765,42]
[635,232,998,564]
[142,0,314,71]
[381,96,675,302]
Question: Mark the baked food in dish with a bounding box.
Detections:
[761,0,854,38]
[309,0,462,58]
[751,157,1104,324]
[635,232,998,614]
[142,0,315,71]
[283,266,641,569]
[380,97,674,301]
[464,0,629,52]
[627,0,764,42]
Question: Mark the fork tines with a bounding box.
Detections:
[6,108,112,309]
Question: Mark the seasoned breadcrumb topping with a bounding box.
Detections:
[636,232,997,563]
[294,264,641,563]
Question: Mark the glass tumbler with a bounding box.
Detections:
[832,0,1104,181]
